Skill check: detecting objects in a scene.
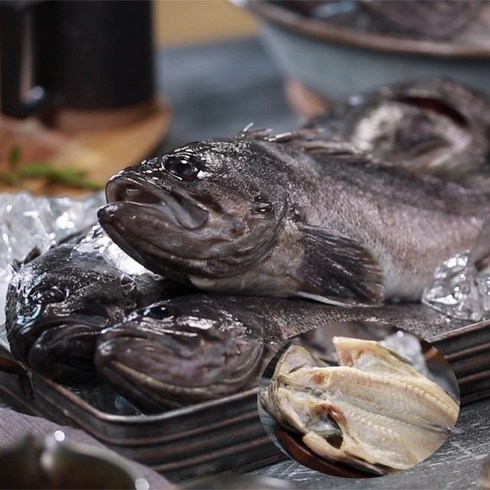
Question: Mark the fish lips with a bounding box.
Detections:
[94,318,264,407]
[98,201,195,282]
[10,315,108,386]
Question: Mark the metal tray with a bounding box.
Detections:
[0,347,283,483]
[1,314,490,483]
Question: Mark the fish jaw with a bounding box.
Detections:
[94,307,265,408]
[21,317,106,385]
[99,189,288,287]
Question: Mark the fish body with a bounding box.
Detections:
[93,294,457,410]
[98,135,490,304]
[307,78,490,186]
[5,225,185,385]
[261,341,459,473]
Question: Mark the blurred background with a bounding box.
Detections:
[1,0,489,195]
[155,0,257,46]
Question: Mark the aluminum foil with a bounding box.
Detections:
[0,191,105,327]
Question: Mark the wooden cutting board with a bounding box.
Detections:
[0,99,171,197]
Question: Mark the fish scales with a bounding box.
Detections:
[273,143,487,299]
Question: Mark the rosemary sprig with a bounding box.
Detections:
[1,144,104,190]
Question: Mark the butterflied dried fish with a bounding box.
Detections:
[261,340,459,474]
[98,131,490,305]
[481,455,490,489]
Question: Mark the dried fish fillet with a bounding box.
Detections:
[333,336,423,377]
[261,339,459,474]
[481,455,490,489]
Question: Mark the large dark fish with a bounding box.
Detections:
[307,78,490,186]
[5,225,186,385]
[98,132,490,304]
[93,294,458,411]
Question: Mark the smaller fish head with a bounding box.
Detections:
[350,79,490,174]
[95,297,265,407]
[99,138,289,283]
[5,247,139,384]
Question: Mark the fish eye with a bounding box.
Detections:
[164,155,200,181]
[140,304,174,320]
[28,285,67,304]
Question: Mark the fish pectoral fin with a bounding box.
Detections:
[294,223,384,304]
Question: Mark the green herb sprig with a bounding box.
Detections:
[0,144,104,191]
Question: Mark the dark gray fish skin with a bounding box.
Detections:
[307,78,490,186]
[5,226,186,386]
[93,294,457,411]
[98,134,490,304]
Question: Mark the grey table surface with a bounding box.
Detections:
[155,37,490,489]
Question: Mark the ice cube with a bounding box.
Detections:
[422,250,484,322]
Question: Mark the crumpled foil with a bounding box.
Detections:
[422,249,490,322]
[0,191,105,328]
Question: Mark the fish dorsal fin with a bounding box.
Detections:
[291,138,362,157]
[237,124,358,152]
[293,223,384,305]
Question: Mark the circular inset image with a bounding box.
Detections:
[258,322,460,478]
[480,455,490,490]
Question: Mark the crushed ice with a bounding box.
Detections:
[422,249,490,322]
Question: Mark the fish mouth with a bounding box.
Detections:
[106,174,209,231]
[94,316,264,408]
[395,96,468,127]
[10,312,109,386]
[28,324,100,385]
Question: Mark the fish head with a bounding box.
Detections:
[5,246,139,384]
[98,138,289,285]
[345,79,490,176]
[94,296,265,409]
